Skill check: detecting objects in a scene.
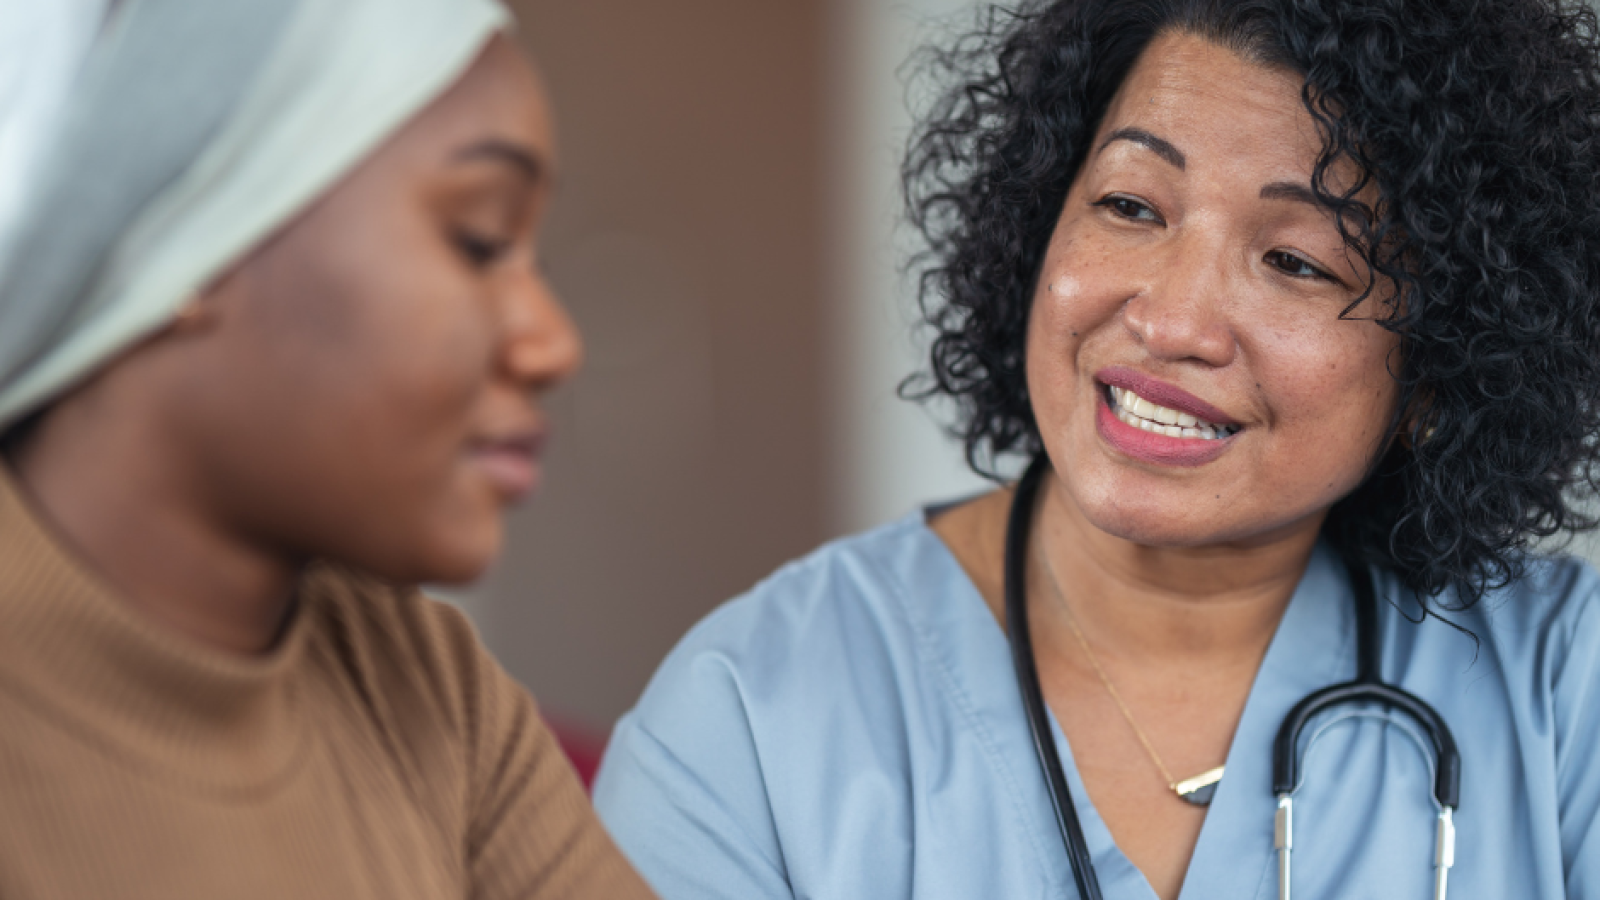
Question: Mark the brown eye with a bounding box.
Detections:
[1094,194,1164,225]
[1266,249,1333,281]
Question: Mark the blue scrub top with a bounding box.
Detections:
[594,511,1600,899]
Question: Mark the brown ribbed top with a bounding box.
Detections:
[0,468,656,900]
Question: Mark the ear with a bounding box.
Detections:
[164,286,226,337]
[1398,387,1436,450]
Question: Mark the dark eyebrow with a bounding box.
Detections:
[1097,127,1185,170]
[451,139,546,183]
[1259,181,1325,207]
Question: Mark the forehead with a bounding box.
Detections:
[386,35,557,175]
[1095,32,1318,176]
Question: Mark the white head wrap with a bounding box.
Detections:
[0,0,512,429]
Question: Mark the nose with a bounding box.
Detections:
[500,267,583,389]
[1120,230,1237,368]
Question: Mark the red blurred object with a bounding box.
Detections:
[545,714,607,791]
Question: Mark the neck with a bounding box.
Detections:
[8,405,300,657]
[1033,470,1321,670]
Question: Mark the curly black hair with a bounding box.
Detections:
[902,0,1600,607]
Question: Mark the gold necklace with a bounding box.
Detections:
[1037,546,1225,807]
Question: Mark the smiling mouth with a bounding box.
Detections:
[1106,384,1241,440]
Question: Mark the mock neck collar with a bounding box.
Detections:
[0,464,312,794]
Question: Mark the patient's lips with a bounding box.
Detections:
[467,429,546,502]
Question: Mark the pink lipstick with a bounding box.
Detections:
[1094,368,1239,467]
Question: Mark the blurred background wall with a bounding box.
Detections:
[440,0,990,733]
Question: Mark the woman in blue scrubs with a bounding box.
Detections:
[594,1,1600,898]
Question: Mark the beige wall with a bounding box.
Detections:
[470,1,833,728]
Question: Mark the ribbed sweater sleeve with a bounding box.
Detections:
[308,570,658,900]
[467,636,656,899]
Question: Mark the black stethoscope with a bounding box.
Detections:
[1003,455,1462,900]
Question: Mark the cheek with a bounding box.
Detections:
[304,222,491,418]
[359,286,493,425]
[1027,290,1082,429]
[221,243,503,581]
[1032,216,1139,343]
[231,223,499,490]
[1254,317,1399,470]
[1025,238,1126,418]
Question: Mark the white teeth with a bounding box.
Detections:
[1109,384,1237,441]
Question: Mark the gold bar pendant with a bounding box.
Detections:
[1172,765,1225,807]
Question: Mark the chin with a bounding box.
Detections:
[1083,508,1221,548]
[1065,473,1251,548]
[1077,481,1323,551]
[361,517,504,587]
[427,529,503,585]
[414,551,497,587]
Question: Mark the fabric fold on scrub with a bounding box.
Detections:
[0,0,513,431]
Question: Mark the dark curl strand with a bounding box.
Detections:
[902,0,1600,607]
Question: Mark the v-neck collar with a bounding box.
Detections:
[910,517,1356,899]
[1174,544,1354,899]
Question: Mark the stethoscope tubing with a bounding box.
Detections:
[1269,560,1461,807]
[1004,455,1104,900]
[1003,454,1461,900]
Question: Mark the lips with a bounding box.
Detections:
[1092,368,1240,467]
[468,430,546,502]
[1107,385,1238,439]
[1097,367,1239,427]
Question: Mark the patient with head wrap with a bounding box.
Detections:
[0,2,654,898]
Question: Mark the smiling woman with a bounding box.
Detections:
[1026,34,1403,554]
[592,2,1600,900]
[0,1,651,898]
